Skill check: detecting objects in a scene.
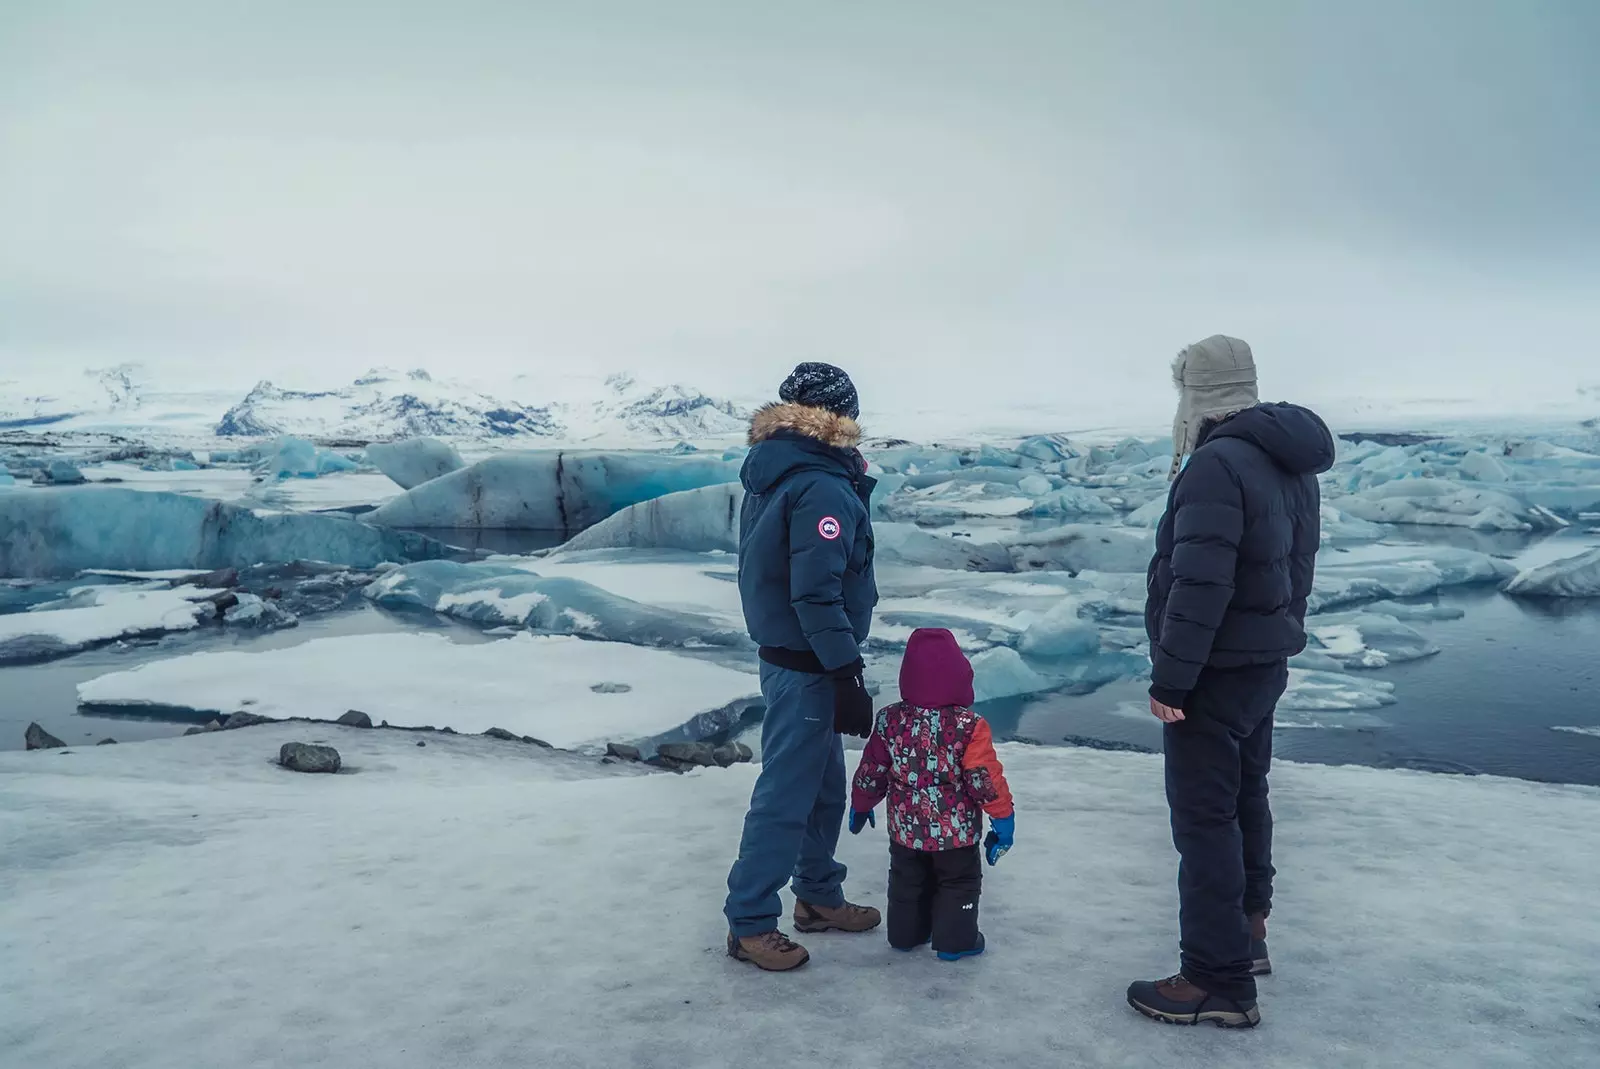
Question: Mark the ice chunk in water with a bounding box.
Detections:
[365,560,748,649]
[0,582,219,663]
[33,458,87,485]
[0,487,459,578]
[1007,524,1154,574]
[1017,602,1100,662]
[1504,546,1600,598]
[1458,450,1513,484]
[872,523,1013,572]
[367,451,739,532]
[366,437,465,489]
[558,484,741,554]
[1337,481,1561,531]
[1306,613,1439,668]
[879,481,1042,523]
[0,471,15,486]
[1123,497,1166,528]
[971,647,1057,702]
[257,437,358,479]
[1310,547,1516,612]
[1281,668,1397,711]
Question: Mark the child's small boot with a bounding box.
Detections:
[937,932,985,962]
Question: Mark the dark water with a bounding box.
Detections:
[980,536,1600,787]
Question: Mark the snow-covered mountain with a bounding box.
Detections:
[214,368,753,443]
[0,365,145,429]
[215,369,561,440]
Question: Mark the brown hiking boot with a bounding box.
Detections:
[1249,912,1271,977]
[793,899,882,934]
[1127,974,1261,1029]
[727,930,810,972]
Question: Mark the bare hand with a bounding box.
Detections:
[1150,697,1185,723]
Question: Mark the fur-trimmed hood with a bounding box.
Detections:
[748,402,862,449]
[741,402,869,497]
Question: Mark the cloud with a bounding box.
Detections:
[0,1,1595,421]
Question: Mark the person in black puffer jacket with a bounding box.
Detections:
[1127,335,1335,1030]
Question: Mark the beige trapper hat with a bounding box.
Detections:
[1169,335,1259,479]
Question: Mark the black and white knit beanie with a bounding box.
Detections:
[779,362,860,421]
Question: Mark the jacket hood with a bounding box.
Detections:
[1170,335,1259,478]
[741,402,865,494]
[899,628,976,709]
[1206,402,1336,476]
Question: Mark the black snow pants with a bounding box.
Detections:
[1163,661,1287,1002]
[887,842,982,954]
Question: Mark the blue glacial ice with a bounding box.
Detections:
[1305,612,1440,669]
[364,560,749,649]
[1503,546,1600,598]
[0,488,459,578]
[970,647,1058,702]
[256,436,359,479]
[1309,547,1517,612]
[367,451,740,532]
[1017,601,1100,662]
[32,458,87,485]
[1336,481,1565,532]
[1281,668,1397,712]
[558,484,741,554]
[1006,524,1155,574]
[366,436,465,490]
[871,523,1014,573]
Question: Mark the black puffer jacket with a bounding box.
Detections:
[1145,403,1336,706]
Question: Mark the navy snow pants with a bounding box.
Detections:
[724,662,848,937]
[1163,661,1286,1002]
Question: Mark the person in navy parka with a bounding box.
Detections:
[724,363,883,972]
[1127,336,1335,1029]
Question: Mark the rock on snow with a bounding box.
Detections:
[278,742,342,773]
[75,631,761,750]
[0,728,1593,1067]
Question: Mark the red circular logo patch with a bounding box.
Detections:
[818,516,841,540]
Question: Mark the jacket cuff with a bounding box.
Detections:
[1149,683,1190,709]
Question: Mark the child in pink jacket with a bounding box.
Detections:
[848,627,1015,961]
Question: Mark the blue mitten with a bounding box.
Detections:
[848,809,875,835]
[984,814,1014,866]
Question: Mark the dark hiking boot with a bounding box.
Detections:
[1127,974,1261,1029]
[937,932,986,962]
[1249,912,1271,977]
[794,899,882,934]
[727,930,810,972]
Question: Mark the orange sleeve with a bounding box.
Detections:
[960,718,1014,819]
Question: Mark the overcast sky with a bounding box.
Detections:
[1,1,1596,424]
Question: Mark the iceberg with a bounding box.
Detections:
[256,436,358,479]
[1007,524,1154,574]
[1336,481,1563,532]
[0,488,460,578]
[1305,613,1440,669]
[970,646,1058,702]
[871,523,1013,573]
[366,436,465,490]
[558,483,741,554]
[32,458,87,485]
[1281,668,1397,711]
[364,560,748,649]
[878,481,1042,524]
[1309,547,1517,612]
[75,631,761,749]
[1504,546,1600,598]
[0,582,223,664]
[367,451,740,532]
[1017,601,1101,662]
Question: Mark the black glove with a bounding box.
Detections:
[829,662,874,738]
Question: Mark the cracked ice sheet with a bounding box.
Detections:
[1,734,1596,1069]
[0,584,218,663]
[74,631,758,749]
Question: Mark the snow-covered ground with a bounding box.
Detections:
[75,632,760,749]
[0,726,1594,1068]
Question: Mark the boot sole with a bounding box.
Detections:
[727,943,811,972]
[1127,995,1261,1030]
